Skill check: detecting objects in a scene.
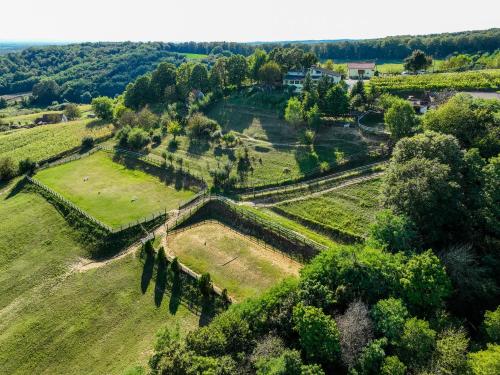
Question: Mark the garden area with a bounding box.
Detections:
[275,177,383,238]
[165,221,301,301]
[0,118,113,165]
[35,151,196,227]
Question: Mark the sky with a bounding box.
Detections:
[1,0,499,43]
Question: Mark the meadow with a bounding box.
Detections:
[36,151,196,227]
[0,188,199,375]
[0,119,114,165]
[0,104,92,125]
[166,221,301,301]
[151,101,380,187]
[275,177,383,238]
[370,69,500,92]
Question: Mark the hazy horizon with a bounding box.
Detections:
[1,0,498,43]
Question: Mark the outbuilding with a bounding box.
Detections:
[347,62,376,79]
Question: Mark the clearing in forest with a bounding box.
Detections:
[0,189,198,375]
[165,221,301,301]
[36,151,196,227]
[275,177,383,238]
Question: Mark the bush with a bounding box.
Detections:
[468,344,500,375]
[397,317,436,370]
[371,298,409,344]
[484,306,500,343]
[18,158,37,175]
[91,96,114,121]
[64,103,81,120]
[151,129,162,145]
[81,136,94,149]
[127,128,150,150]
[380,356,406,375]
[0,157,16,181]
[368,210,419,253]
[186,112,220,139]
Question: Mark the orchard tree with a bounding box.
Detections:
[384,100,418,141]
[226,54,248,87]
[167,120,182,141]
[91,96,114,121]
[404,49,433,72]
[284,97,303,126]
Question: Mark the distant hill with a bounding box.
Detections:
[0,29,498,102]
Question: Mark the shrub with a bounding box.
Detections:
[18,158,37,175]
[127,128,150,150]
[432,328,470,375]
[151,129,162,145]
[368,209,419,253]
[186,112,220,139]
[64,103,81,120]
[468,344,500,375]
[81,135,94,149]
[484,306,500,343]
[91,96,114,121]
[284,97,303,126]
[0,157,16,181]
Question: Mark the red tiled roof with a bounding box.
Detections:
[347,62,376,69]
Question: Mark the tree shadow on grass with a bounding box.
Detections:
[141,249,155,294]
[5,178,27,199]
[169,271,181,315]
[154,255,167,307]
[199,296,217,327]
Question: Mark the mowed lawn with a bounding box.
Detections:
[166,222,301,301]
[0,189,198,375]
[36,152,196,227]
[276,177,383,238]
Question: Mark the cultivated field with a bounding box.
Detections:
[370,69,500,92]
[275,177,383,238]
[166,221,301,301]
[0,119,114,165]
[0,189,198,375]
[0,105,92,125]
[151,101,381,187]
[36,151,196,227]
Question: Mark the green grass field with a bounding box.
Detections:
[150,101,380,187]
[0,119,114,165]
[180,53,208,59]
[0,189,198,375]
[0,105,92,125]
[36,152,196,227]
[276,177,383,238]
[167,222,301,301]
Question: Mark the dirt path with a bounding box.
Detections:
[72,209,182,272]
[254,172,384,207]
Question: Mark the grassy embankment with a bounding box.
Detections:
[275,177,383,238]
[0,188,198,375]
[151,100,380,187]
[36,151,196,228]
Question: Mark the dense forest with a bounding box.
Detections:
[0,42,185,101]
[0,29,498,102]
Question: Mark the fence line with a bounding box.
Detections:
[239,161,386,199]
[25,176,113,232]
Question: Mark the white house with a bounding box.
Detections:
[283,65,342,92]
[347,62,376,79]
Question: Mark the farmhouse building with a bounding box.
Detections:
[34,113,68,125]
[283,65,341,92]
[347,62,376,79]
